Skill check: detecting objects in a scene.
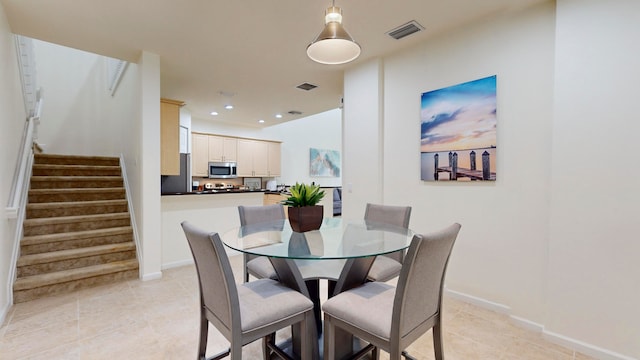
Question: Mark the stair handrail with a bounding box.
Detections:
[5,88,43,218]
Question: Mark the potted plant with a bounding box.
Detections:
[282,182,325,232]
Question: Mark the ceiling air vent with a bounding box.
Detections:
[386,20,424,40]
[288,110,303,115]
[296,83,318,91]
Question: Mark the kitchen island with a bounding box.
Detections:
[161,191,264,268]
[160,187,340,270]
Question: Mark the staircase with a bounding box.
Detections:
[13,154,139,303]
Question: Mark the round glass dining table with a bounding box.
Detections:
[220,217,415,360]
[221,217,413,259]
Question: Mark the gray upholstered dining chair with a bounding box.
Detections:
[364,203,412,282]
[238,204,284,282]
[322,223,461,360]
[181,221,314,360]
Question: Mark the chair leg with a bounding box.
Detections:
[372,346,380,360]
[323,315,335,360]
[433,323,444,360]
[230,340,243,360]
[401,350,417,360]
[243,254,250,282]
[262,333,275,360]
[198,314,208,360]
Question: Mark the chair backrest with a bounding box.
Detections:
[238,204,285,225]
[364,203,412,228]
[392,223,461,340]
[181,221,240,340]
[364,203,412,263]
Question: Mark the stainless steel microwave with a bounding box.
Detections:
[208,161,237,179]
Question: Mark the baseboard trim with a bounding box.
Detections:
[444,288,637,360]
[0,302,10,327]
[510,315,544,333]
[543,330,637,360]
[444,288,511,314]
[141,272,162,281]
[161,259,194,270]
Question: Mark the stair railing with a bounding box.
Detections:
[4,89,42,308]
[119,154,142,276]
[5,89,42,218]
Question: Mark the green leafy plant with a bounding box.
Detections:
[282,182,325,207]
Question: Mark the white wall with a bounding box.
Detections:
[138,51,162,280]
[345,1,639,359]
[33,41,126,156]
[383,0,555,320]
[342,59,385,219]
[0,3,28,324]
[546,0,640,358]
[262,108,343,187]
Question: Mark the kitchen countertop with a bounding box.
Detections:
[161,189,267,196]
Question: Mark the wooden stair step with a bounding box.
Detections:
[21,226,134,247]
[21,227,134,255]
[16,243,137,277]
[13,259,139,303]
[32,164,121,176]
[24,212,130,226]
[26,199,128,218]
[34,154,120,166]
[30,176,124,189]
[23,212,131,236]
[28,188,126,203]
[17,242,136,267]
[14,259,139,290]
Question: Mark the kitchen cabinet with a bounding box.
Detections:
[160,98,184,175]
[208,135,237,162]
[192,133,209,177]
[192,132,281,178]
[267,141,281,177]
[237,139,268,177]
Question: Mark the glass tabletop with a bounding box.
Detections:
[220,217,415,260]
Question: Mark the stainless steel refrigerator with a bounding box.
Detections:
[161,153,191,194]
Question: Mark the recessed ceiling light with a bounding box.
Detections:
[258,119,265,123]
[224,104,233,110]
[210,111,218,116]
[275,114,283,119]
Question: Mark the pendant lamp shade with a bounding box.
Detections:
[307,5,361,65]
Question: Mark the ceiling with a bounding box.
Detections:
[1,0,545,127]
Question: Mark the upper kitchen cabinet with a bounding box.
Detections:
[208,135,237,162]
[267,141,281,177]
[237,139,281,177]
[160,98,185,175]
[237,139,268,177]
[192,133,209,177]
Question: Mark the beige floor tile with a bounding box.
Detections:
[3,301,77,338]
[0,319,78,359]
[23,342,81,360]
[1,255,595,360]
[575,351,600,360]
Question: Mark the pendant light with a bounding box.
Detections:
[306,1,361,65]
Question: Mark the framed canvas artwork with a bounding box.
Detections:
[309,148,341,177]
[420,75,497,181]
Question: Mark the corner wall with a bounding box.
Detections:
[546,0,640,357]
[0,2,27,323]
[345,1,639,358]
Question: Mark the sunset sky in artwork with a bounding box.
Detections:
[420,76,497,152]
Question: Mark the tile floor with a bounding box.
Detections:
[1,255,597,360]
